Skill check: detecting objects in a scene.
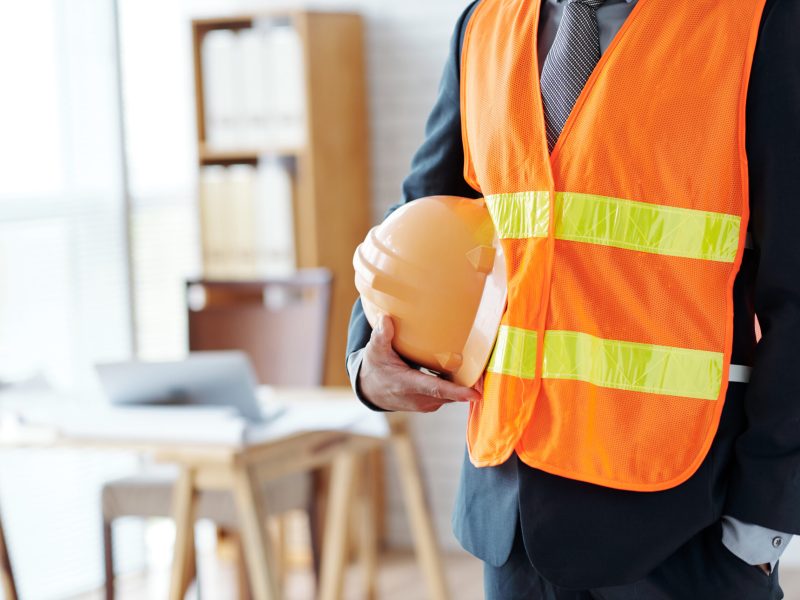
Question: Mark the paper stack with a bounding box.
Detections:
[202,23,306,151]
[199,159,295,279]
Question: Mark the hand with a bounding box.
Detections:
[358,314,482,412]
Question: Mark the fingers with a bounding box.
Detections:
[364,312,482,411]
[404,369,481,403]
[405,395,450,413]
[472,373,485,395]
[370,313,395,350]
[393,392,470,413]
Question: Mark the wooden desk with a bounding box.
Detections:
[0,387,450,600]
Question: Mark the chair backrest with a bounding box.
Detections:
[186,269,332,386]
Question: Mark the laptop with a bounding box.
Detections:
[95,351,282,423]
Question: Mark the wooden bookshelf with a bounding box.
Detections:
[191,11,371,386]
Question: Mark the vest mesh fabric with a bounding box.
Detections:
[460,0,766,490]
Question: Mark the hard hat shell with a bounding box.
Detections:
[353,195,507,387]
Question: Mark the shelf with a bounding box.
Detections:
[192,16,254,33]
[199,145,300,166]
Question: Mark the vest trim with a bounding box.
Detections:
[544,330,723,400]
[486,191,741,262]
[485,191,551,239]
[487,325,726,400]
[486,325,538,379]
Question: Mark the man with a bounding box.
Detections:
[346,1,800,598]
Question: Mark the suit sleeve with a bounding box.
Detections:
[344,1,482,409]
[723,0,800,534]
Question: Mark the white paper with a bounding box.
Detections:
[227,164,258,278]
[239,28,269,149]
[202,29,240,149]
[199,165,229,278]
[254,158,295,276]
[265,25,306,147]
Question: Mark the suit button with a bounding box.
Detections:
[772,536,784,548]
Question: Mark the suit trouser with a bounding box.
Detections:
[484,520,784,600]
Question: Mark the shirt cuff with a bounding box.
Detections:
[721,515,792,570]
[346,349,392,412]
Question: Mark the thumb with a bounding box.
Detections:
[372,313,396,348]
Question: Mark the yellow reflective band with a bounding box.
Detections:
[555,192,741,263]
[486,325,538,379]
[485,190,741,263]
[485,192,550,239]
[543,330,724,401]
[486,327,724,400]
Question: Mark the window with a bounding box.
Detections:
[0,1,143,597]
[118,0,202,362]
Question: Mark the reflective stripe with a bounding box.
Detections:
[486,325,538,379]
[543,331,724,400]
[487,326,725,400]
[485,191,741,263]
[556,192,741,263]
[485,192,550,239]
[728,364,752,383]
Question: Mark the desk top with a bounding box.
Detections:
[0,386,389,453]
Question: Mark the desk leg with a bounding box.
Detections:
[391,427,451,600]
[169,468,198,600]
[232,464,280,600]
[0,505,18,600]
[356,456,378,600]
[318,452,358,600]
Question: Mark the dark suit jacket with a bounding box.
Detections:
[346,0,800,588]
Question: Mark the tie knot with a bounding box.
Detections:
[567,0,606,8]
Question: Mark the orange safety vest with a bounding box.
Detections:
[461,0,766,491]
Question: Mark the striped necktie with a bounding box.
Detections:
[540,0,606,152]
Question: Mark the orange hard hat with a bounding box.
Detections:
[353,195,507,387]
